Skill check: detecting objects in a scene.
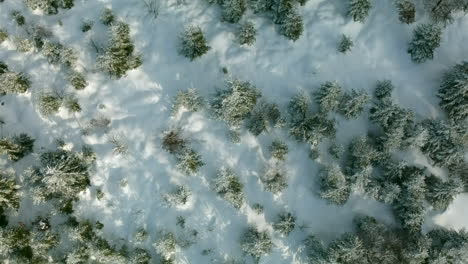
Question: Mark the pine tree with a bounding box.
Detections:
[374,80,394,101]
[65,97,82,113]
[0,173,20,210]
[211,78,261,126]
[98,22,142,78]
[240,227,273,261]
[273,212,295,236]
[339,89,370,119]
[11,11,25,26]
[69,72,87,90]
[172,88,204,114]
[314,81,344,112]
[251,0,275,13]
[164,185,191,206]
[338,34,353,53]
[262,165,288,193]
[178,25,211,61]
[427,228,468,263]
[246,101,283,136]
[290,112,336,146]
[304,235,328,263]
[0,28,7,44]
[222,0,246,23]
[100,8,115,26]
[212,167,244,209]
[424,0,468,24]
[425,175,464,211]
[237,21,256,45]
[397,0,416,24]
[407,23,442,63]
[0,61,8,75]
[348,0,372,23]
[326,233,366,264]
[278,10,304,41]
[26,0,75,15]
[438,61,468,122]
[176,148,205,175]
[39,94,62,115]
[0,72,30,95]
[319,164,350,205]
[269,140,288,161]
[154,232,177,261]
[0,134,35,162]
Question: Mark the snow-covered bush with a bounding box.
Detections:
[222,0,246,23]
[319,165,350,205]
[438,61,468,121]
[273,212,295,236]
[65,97,81,113]
[211,78,261,126]
[164,185,191,206]
[212,167,244,208]
[42,41,77,67]
[0,72,30,95]
[178,25,210,61]
[269,140,288,161]
[374,80,394,100]
[38,93,62,115]
[314,81,344,112]
[11,10,25,26]
[339,89,370,119]
[240,227,273,261]
[98,22,142,78]
[338,34,353,53]
[0,133,34,162]
[69,72,87,90]
[100,8,115,26]
[176,148,204,175]
[348,0,372,23]
[262,166,288,194]
[407,24,442,63]
[172,88,204,114]
[154,232,177,261]
[26,0,74,15]
[237,21,256,45]
[397,0,416,24]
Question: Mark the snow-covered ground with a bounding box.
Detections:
[1,0,468,263]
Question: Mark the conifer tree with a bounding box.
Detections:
[374,80,394,101]
[69,72,87,90]
[172,88,204,114]
[338,34,353,53]
[269,140,288,161]
[178,25,211,61]
[397,0,416,24]
[278,10,304,41]
[100,8,115,26]
[176,148,205,175]
[237,21,256,45]
[39,93,62,115]
[424,0,468,24]
[212,167,244,209]
[98,22,142,78]
[339,89,370,119]
[319,164,350,205]
[348,0,372,23]
[0,29,7,44]
[246,101,283,136]
[425,175,464,211]
[0,173,20,210]
[326,233,366,264]
[0,72,30,95]
[407,23,442,63]
[427,228,468,263]
[240,227,273,262]
[273,212,295,236]
[438,61,468,122]
[222,0,246,23]
[314,81,344,112]
[0,134,35,162]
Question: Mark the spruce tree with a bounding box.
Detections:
[438,61,468,122]
[246,101,283,136]
[240,227,273,262]
[0,134,34,162]
[100,8,115,26]
[425,175,464,211]
[427,228,468,263]
[374,80,394,101]
[326,233,366,264]
[262,166,288,193]
[407,23,442,63]
[273,212,295,236]
[212,167,244,209]
[319,164,350,205]
[397,0,416,24]
[39,94,62,115]
[278,10,304,41]
[172,88,204,114]
[339,89,370,119]
[0,174,20,210]
[237,21,256,45]
[154,232,177,261]
[424,0,468,24]
[98,22,142,78]
[222,0,246,23]
[0,28,7,44]
[69,72,87,90]
[0,72,30,95]
[269,140,288,161]
[178,25,211,61]
[338,34,353,53]
[176,148,205,175]
[314,81,344,112]
[348,0,372,23]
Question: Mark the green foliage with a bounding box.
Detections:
[374,80,394,101]
[172,88,204,114]
[240,227,273,261]
[425,175,464,211]
[222,0,246,23]
[397,0,416,24]
[212,79,261,126]
[328,142,344,159]
[269,140,288,161]
[162,129,187,154]
[81,20,94,32]
[212,167,244,208]
[319,164,350,205]
[100,8,115,26]
[26,0,74,15]
[11,11,25,26]
[314,81,344,112]
[178,25,211,61]
[42,41,77,67]
[262,166,288,193]
[327,233,366,264]
[348,0,372,22]
[0,134,35,162]
[424,0,468,24]
[176,148,205,175]
[39,93,62,115]
[238,21,256,45]
[154,232,177,261]
[0,28,7,43]
[0,174,20,210]
[164,185,191,206]
[278,10,304,41]
[65,97,82,113]
[98,22,142,78]
[339,89,370,119]
[408,24,442,63]
[438,61,468,122]
[273,212,295,236]
[427,228,468,263]
[246,100,283,136]
[338,34,353,53]
[69,72,87,90]
[0,72,30,95]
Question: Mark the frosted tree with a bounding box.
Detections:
[0,29,7,44]
[339,89,370,119]
[314,81,344,112]
[338,34,353,53]
[328,142,344,159]
[303,235,328,263]
[326,233,366,264]
[262,166,288,193]
[424,0,468,24]
[240,227,273,262]
[397,0,416,24]
[162,129,187,154]
[251,0,275,13]
[246,100,283,136]
[407,24,442,63]
[319,164,350,205]
[39,93,62,115]
[273,212,295,236]
[348,0,372,23]
[374,80,394,101]
[427,228,468,263]
[69,72,87,90]
[237,21,256,45]
[176,148,205,175]
[278,10,304,41]
[421,119,464,167]
[26,0,74,15]
[425,175,464,211]
[0,174,20,210]
[0,134,35,162]
[222,0,246,23]
[369,100,414,132]
[269,140,288,161]
[164,185,191,206]
[154,232,177,261]
[0,72,30,95]
[100,8,115,26]
[438,61,468,122]
[172,88,204,114]
[290,112,336,146]
[65,97,81,113]
[211,78,261,126]
[212,167,244,209]
[98,22,142,78]
[347,136,378,175]
[11,10,25,26]
[178,25,211,61]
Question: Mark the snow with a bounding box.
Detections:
[1,0,468,263]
